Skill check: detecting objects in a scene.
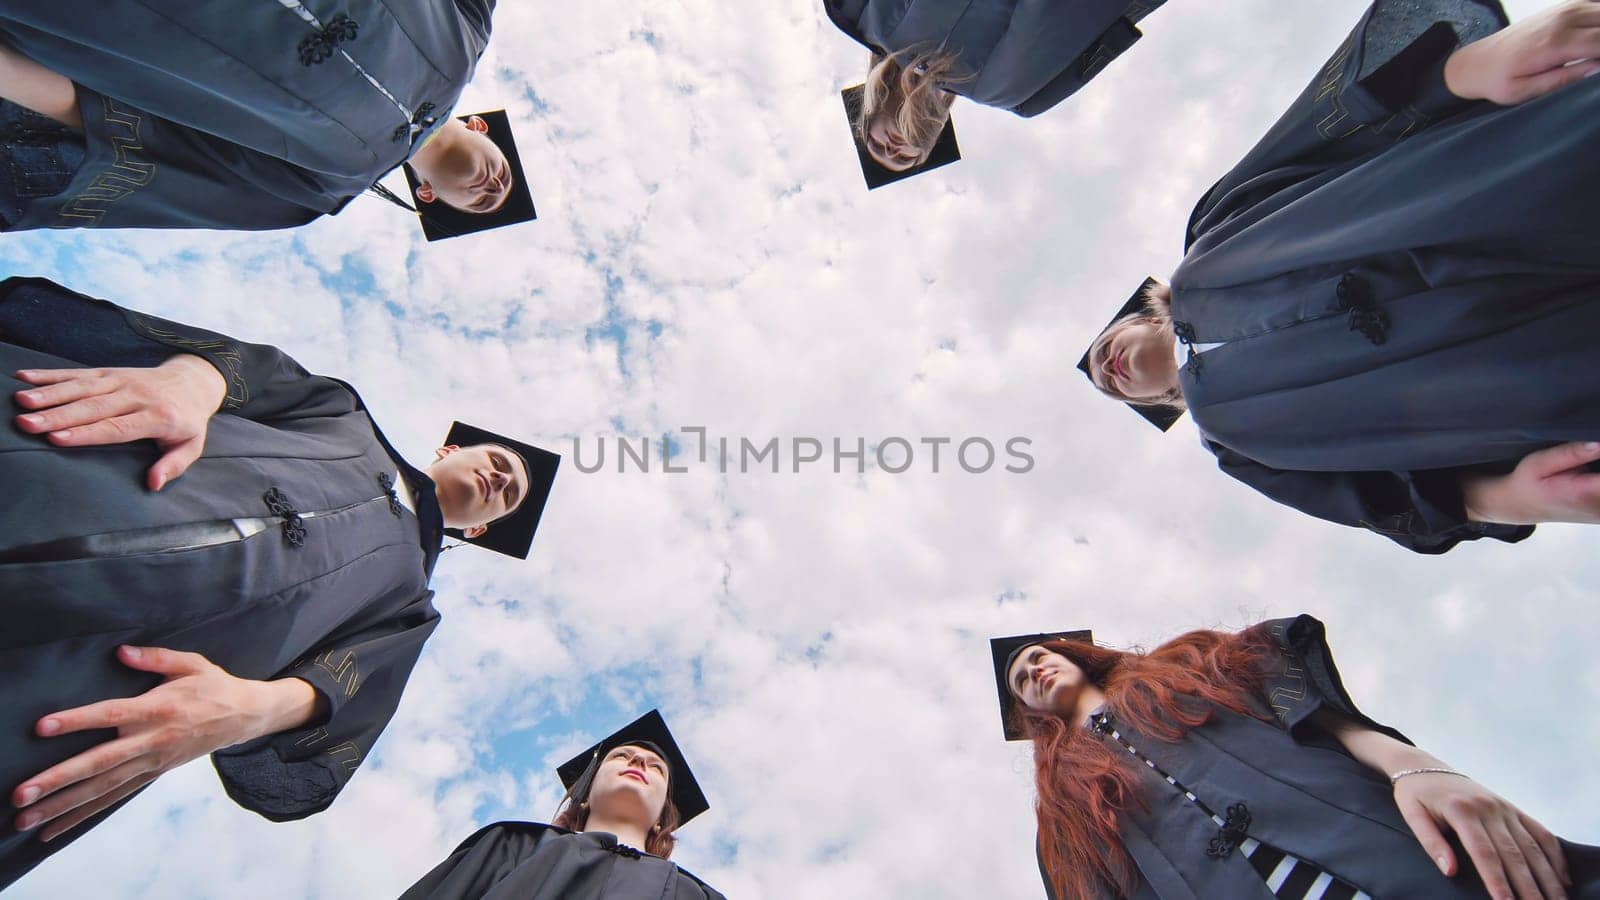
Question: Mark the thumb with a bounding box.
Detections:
[1523,441,1600,479]
[1396,791,1458,876]
[118,645,210,678]
[1511,60,1600,103]
[148,436,204,492]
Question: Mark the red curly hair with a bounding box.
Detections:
[1016,626,1278,898]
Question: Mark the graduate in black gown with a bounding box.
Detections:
[0,277,560,889]
[994,617,1600,899]
[1077,0,1600,553]
[0,1,518,230]
[401,709,726,900]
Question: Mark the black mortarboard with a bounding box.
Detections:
[841,84,961,190]
[440,420,560,560]
[991,630,1094,741]
[556,709,710,827]
[402,109,537,241]
[1076,277,1185,432]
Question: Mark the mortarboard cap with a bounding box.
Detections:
[556,709,710,827]
[403,109,537,241]
[991,630,1095,741]
[441,420,560,559]
[1077,277,1185,432]
[841,84,961,190]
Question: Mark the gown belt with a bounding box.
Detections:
[0,495,387,564]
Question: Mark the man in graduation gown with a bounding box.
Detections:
[401,710,726,900]
[0,277,559,888]
[1088,0,1600,552]
[0,0,504,229]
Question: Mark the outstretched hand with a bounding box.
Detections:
[1395,773,1571,900]
[1445,0,1600,105]
[13,354,226,490]
[9,646,318,843]
[1461,441,1600,525]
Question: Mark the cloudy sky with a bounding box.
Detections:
[6,0,1597,897]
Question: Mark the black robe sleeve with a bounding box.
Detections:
[1187,0,1508,245]
[0,276,357,423]
[1210,441,1533,555]
[212,590,441,821]
[1250,615,1410,745]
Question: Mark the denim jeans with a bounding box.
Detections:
[0,99,86,228]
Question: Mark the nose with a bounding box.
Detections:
[488,469,509,491]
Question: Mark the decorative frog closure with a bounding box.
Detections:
[1206,802,1253,859]
[263,487,307,548]
[608,843,644,859]
[392,102,439,143]
[1172,320,1203,379]
[378,473,404,518]
[1335,273,1390,346]
[297,13,360,66]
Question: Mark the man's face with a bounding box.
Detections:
[415,116,513,214]
[427,443,529,536]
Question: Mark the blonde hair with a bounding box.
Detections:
[858,48,960,168]
[1086,280,1187,410]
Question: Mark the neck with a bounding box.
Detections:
[582,812,651,853]
[1073,683,1109,725]
[408,120,461,175]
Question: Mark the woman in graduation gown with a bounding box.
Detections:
[401,709,726,900]
[1077,0,1600,553]
[0,0,512,230]
[993,617,1600,899]
[0,277,558,888]
[824,0,1170,171]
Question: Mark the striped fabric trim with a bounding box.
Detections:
[1098,719,1372,900]
[274,0,418,133]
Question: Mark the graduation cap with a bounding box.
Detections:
[1077,277,1185,432]
[556,709,710,827]
[841,84,961,190]
[400,109,537,241]
[441,420,560,560]
[991,629,1094,741]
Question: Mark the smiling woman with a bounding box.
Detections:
[399,710,725,900]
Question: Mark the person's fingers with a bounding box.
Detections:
[1520,813,1572,886]
[1525,441,1600,478]
[15,393,140,438]
[12,371,111,410]
[13,368,101,387]
[1483,815,1544,900]
[116,644,210,678]
[148,436,205,492]
[32,694,148,740]
[43,409,167,448]
[12,755,153,835]
[12,731,144,812]
[1513,59,1600,102]
[1507,815,1567,899]
[37,771,159,843]
[1451,807,1516,900]
[1397,794,1459,876]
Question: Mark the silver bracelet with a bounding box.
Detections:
[1389,767,1468,785]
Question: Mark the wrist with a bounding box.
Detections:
[1442,45,1484,101]
[241,677,320,741]
[162,353,227,414]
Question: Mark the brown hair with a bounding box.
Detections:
[1016,626,1277,898]
[858,48,961,168]
[552,744,682,858]
[1085,280,1186,411]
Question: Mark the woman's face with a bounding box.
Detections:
[1008,644,1089,715]
[864,106,938,172]
[1088,317,1178,401]
[414,115,513,214]
[588,744,670,827]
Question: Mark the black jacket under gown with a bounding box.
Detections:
[0,277,445,888]
[1036,615,1600,899]
[1166,0,1600,553]
[400,822,726,900]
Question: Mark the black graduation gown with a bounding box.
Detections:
[0,277,444,888]
[1038,615,1600,899]
[823,0,1168,116]
[399,822,727,900]
[1166,0,1600,553]
[0,0,493,230]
